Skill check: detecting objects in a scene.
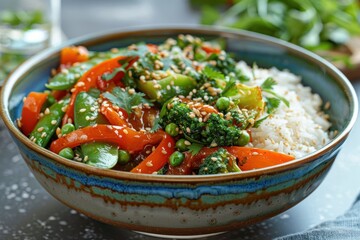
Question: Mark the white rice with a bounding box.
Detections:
[237,62,331,158]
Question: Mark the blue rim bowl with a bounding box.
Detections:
[0,26,358,236]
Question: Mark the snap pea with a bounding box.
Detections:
[74,92,118,168]
[29,98,70,147]
[46,59,104,91]
[46,48,130,91]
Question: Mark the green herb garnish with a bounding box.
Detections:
[103,87,153,114]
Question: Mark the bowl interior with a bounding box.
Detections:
[2,27,357,171]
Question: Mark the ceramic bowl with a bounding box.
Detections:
[0,26,358,237]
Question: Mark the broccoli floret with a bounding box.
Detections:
[160,98,250,147]
[160,99,205,141]
[202,113,244,146]
[207,54,249,82]
[230,109,259,129]
[198,148,241,175]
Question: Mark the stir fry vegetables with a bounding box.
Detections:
[18,35,295,175]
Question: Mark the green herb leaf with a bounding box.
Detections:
[263,89,290,107]
[103,87,153,114]
[266,97,281,114]
[203,65,225,80]
[187,142,204,156]
[150,118,161,133]
[253,115,269,128]
[261,77,277,90]
[221,78,236,96]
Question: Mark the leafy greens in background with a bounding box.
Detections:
[191,0,360,67]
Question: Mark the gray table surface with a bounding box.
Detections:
[1,1,360,239]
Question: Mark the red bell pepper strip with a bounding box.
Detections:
[146,44,158,54]
[100,101,129,127]
[50,124,165,154]
[226,147,295,171]
[51,90,68,101]
[167,147,295,175]
[60,46,89,66]
[20,92,49,136]
[62,56,138,125]
[201,45,221,54]
[131,133,175,174]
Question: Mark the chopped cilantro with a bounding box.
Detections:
[203,65,225,80]
[266,97,281,114]
[253,115,269,128]
[261,77,277,90]
[150,117,161,133]
[102,87,153,114]
[187,142,204,156]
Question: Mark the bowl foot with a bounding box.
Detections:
[134,231,225,239]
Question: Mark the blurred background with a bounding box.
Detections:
[0,1,360,239]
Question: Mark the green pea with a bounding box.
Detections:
[237,130,250,146]
[216,97,230,111]
[175,139,188,152]
[118,150,131,165]
[165,123,179,137]
[46,94,56,106]
[169,151,185,167]
[61,123,75,135]
[59,147,74,159]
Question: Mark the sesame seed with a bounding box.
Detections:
[123,129,129,134]
[79,108,86,113]
[51,120,57,125]
[44,108,50,115]
[168,142,172,148]
[84,156,89,162]
[210,142,218,147]
[16,119,22,128]
[324,101,331,110]
[61,106,68,112]
[37,127,44,132]
[146,161,153,167]
[128,88,135,95]
[41,132,47,138]
[56,127,61,135]
[252,152,259,156]
[184,140,191,146]
[67,118,73,124]
[211,157,217,161]
[186,127,191,133]
[85,116,90,121]
[51,68,57,76]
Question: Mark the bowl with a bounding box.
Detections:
[0,26,358,237]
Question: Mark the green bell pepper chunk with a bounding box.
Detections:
[138,73,197,104]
